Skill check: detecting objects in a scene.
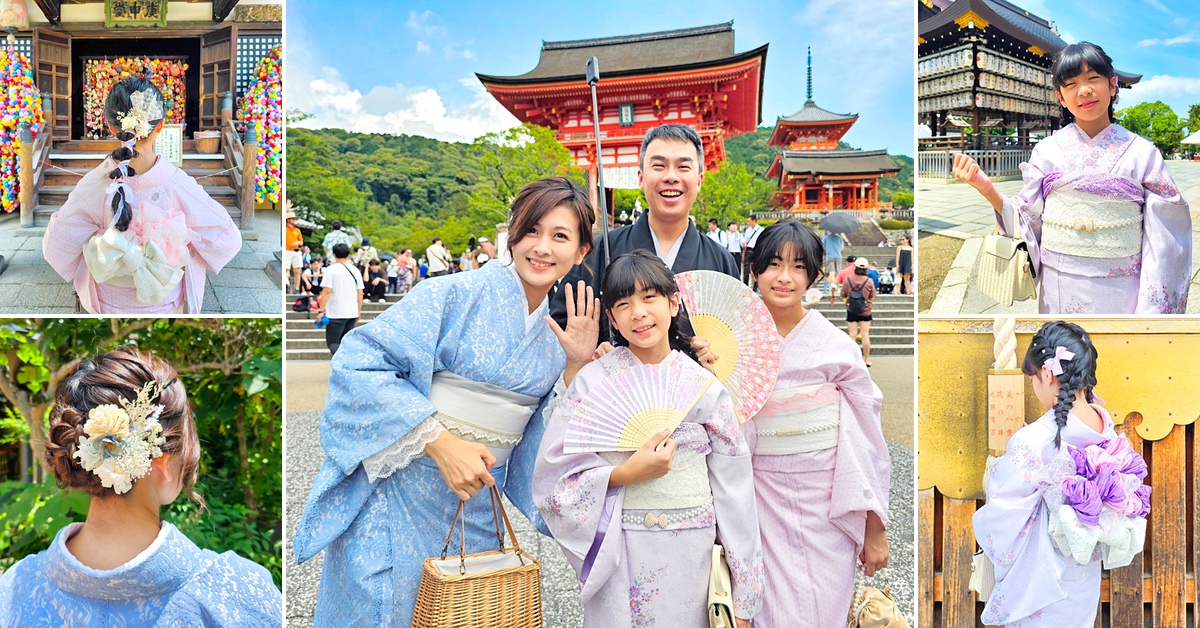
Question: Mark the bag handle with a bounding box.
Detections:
[438,485,526,574]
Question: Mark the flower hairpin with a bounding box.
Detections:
[73,381,167,494]
[115,88,164,142]
[1043,346,1075,376]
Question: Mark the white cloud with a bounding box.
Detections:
[416,41,430,53]
[290,65,519,143]
[1118,74,1200,114]
[1136,33,1199,47]
[1059,30,1076,44]
[405,10,443,38]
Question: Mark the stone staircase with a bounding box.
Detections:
[285,291,402,361]
[843,245,907,270]
[32,139,242,231]
[809,293,914,356]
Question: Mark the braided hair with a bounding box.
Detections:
[601,250,698,362]
[1020,321,1099,448]
[103,78,166,232]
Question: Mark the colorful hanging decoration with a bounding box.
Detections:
[83,57,187,139]
[0,44,42,213]
[239,44,282,204]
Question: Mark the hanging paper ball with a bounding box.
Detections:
[239,44,282,204]
[0,46,42,213]
[83,57,186,139]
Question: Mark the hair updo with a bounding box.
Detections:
[43,347,202,503]
[104,77,166,232]
[1021,321,1099,448]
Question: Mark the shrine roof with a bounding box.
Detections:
[778,149,899,176]
[477,21,767,84]
[777,99,857,124]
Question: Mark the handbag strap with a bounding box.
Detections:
[438,485,527,570]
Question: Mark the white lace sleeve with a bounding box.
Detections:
[362,414,445,482]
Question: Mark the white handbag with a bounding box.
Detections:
[976,230,1037,306]
[708,545,735,628]
[968,550,996,601]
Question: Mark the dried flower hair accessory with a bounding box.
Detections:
[73,380,167,494]
[116,88,164,142]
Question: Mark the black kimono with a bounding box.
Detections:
[550,214,738,342]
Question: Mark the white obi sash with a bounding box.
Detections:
[426,371,541,466]
[84,227,186,305]
[1041,181,1142,259]
[602,433,714,530]
[752,383,841,456]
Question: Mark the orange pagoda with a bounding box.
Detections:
[477,22,767,208]
[765,49,898,212]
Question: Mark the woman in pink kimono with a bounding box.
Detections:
[43,78,240,314]
[746,221,891,626]
[973,321,1149,626]
[954,42,1191,314]
[534,251,763,628]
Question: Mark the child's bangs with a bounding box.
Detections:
[601,251,677,310]
[1052,43,1115,87]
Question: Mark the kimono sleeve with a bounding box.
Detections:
[703,385,765,620]
[999,152,1049,274]
[171,170,240,274]
[42,167,109,283]
[1136,154,1191,314]
[504,392,554,536]
[973,425,1068,625]
[829,348,891,546]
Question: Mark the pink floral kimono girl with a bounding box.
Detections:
[974,321,1150,626]
[534,250,763,627]
[43,77,240,314]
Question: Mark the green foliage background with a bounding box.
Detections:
[1118,100,1186,154]
[0,319,282,586]
[287,122,914,255]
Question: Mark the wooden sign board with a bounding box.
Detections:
[987,370,1025,454]
[106,0,169,27]
[153,123,184,165]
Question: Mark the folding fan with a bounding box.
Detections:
[675,270,779,423]
[563,359,714,453]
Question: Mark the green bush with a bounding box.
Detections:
[879,219,914,230]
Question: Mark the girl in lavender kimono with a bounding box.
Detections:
[43,78,241,314]
[535,250,764,628]
[953,42,1191,314]
[0,348,281,625]
[291,177,599,627]
[974,321,1149,626]
[746,222,891,626]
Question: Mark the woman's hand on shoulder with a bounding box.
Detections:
[609,430,675,487]
[692,336,719,374]
[424,431,496,500]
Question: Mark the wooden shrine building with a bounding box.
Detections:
[764,49,898,212]
[477,22,767,211]
[918,0,1139,176]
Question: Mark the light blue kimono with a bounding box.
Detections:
[291,260,563,627]
[0,521,281,627]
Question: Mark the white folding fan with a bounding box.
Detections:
[675,270,780,423]
[563,359,714,453]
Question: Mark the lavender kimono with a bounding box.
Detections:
[744,310,891,626]
[997,123,1191,314]
[534,348,764,627]
[291,262,563,627]
[974,406,1122,627]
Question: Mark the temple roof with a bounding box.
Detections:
[477,21,767,84]
[777,149,899,176]
[778,99,857,124]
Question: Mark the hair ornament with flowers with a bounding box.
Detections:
[72,380,167,494]
[116,88,165,142]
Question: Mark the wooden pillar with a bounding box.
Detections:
[19,125,33,228]
[220,91,233,127]
[41,92,52,137]
[241,126,257,228]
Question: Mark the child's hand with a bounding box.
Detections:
[593,341,614,360]
[609,430,676,487]
[424,431,497,500]
[952,153,994,193]
[735,618,751,628]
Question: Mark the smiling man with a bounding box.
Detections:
[550,124,737,340]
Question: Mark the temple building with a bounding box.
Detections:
[918,0,1139,161]
[764,49,898,212]
[477,22,767,211]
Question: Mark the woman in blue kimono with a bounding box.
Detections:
[291,176,599,626]
[0,348,281,626]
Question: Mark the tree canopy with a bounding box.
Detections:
[1118,101,1185,154]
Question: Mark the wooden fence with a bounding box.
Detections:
[918,319,1198,627]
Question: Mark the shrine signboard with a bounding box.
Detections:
[106,0,169,28]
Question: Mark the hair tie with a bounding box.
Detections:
[1044,346,1075,376]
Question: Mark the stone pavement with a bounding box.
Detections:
[0,208,282,314]
[283,358,916,627]
[918,160,1200,314]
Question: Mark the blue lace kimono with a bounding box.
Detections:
[0,522,281,626]
[291,261,564,626]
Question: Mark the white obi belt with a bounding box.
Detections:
[426,371,541,466]
[1041,174,1143,259]
[752,382,841,456]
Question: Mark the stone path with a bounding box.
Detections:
[0,208,282,314]
[919,160,1200,314]
[283,359,916,626]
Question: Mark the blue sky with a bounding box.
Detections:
[976,0,1200,121]
[286,0,916,155]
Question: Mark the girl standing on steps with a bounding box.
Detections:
[953,42,1191,314]
[43,77,241,314]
